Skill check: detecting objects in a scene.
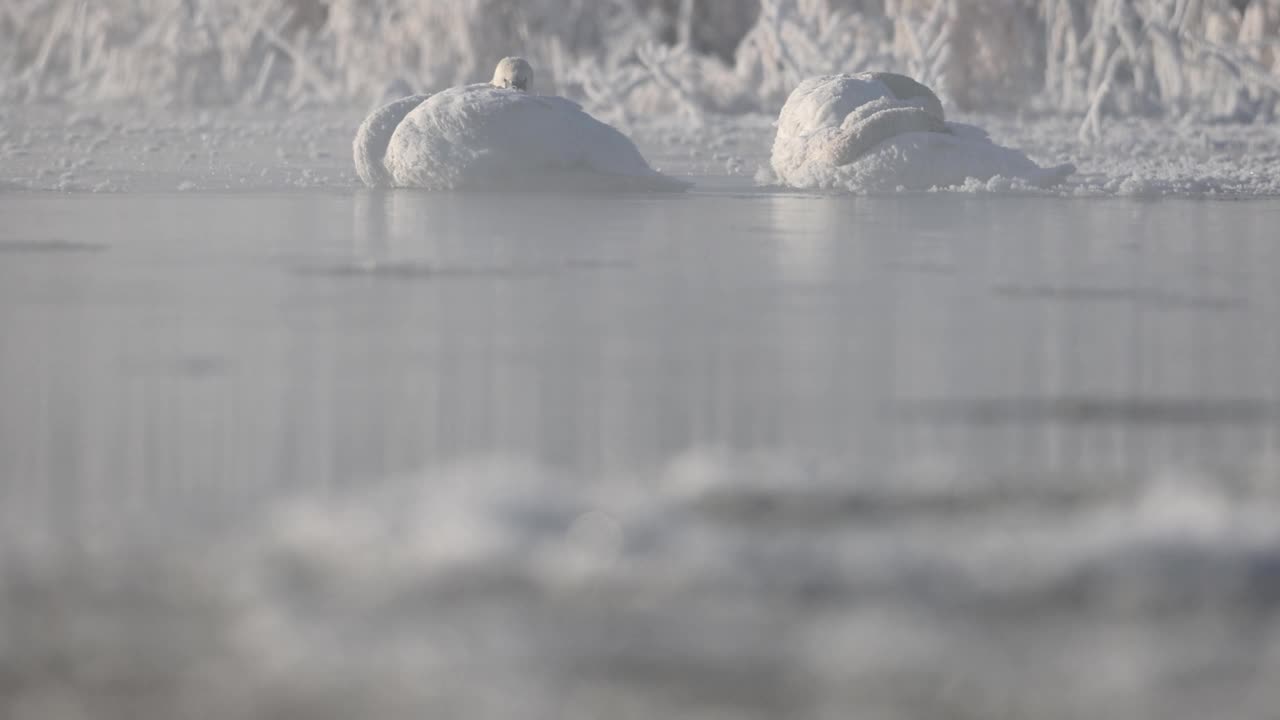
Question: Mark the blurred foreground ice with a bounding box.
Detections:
[4,452,1280,720]
[2,189,1280,719]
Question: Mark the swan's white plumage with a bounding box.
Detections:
[491,57,533,91]
[353,60,686,192]
[353,94,432,188]
[772,73,1074,192]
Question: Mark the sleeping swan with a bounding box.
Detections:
[771,72,1074,191]
[354,58,687,191]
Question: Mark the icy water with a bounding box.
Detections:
[3,188,1280,720]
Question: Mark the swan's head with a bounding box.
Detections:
[491,57,533,92]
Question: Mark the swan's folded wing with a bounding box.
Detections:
[945,122,990,141]
[353,94,432,188]
[532,95,585,112]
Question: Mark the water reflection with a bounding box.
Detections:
[1,193,1278,544]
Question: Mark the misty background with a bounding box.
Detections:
[5,0,1279,127]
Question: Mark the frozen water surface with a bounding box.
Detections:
[3,180,1280,720]
[4,188,1280,489]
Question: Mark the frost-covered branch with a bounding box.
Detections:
[2,0,1276,128]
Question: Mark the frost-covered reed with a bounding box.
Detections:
[3,0,1278,131]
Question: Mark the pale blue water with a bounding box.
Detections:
[2,189,1280,720]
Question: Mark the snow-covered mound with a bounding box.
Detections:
[354,59,687,192]
[771,73,1075,192]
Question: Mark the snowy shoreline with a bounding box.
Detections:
[3,105,1279,197]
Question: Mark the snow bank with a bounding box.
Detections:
[4,0,1279,132]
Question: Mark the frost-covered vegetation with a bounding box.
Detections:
[3,0,1279,129]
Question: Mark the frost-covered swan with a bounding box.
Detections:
[354,58,687,191]
[771,72,1074,191]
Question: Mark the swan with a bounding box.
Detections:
[771,72,1074,192]
[354,57,688,191]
